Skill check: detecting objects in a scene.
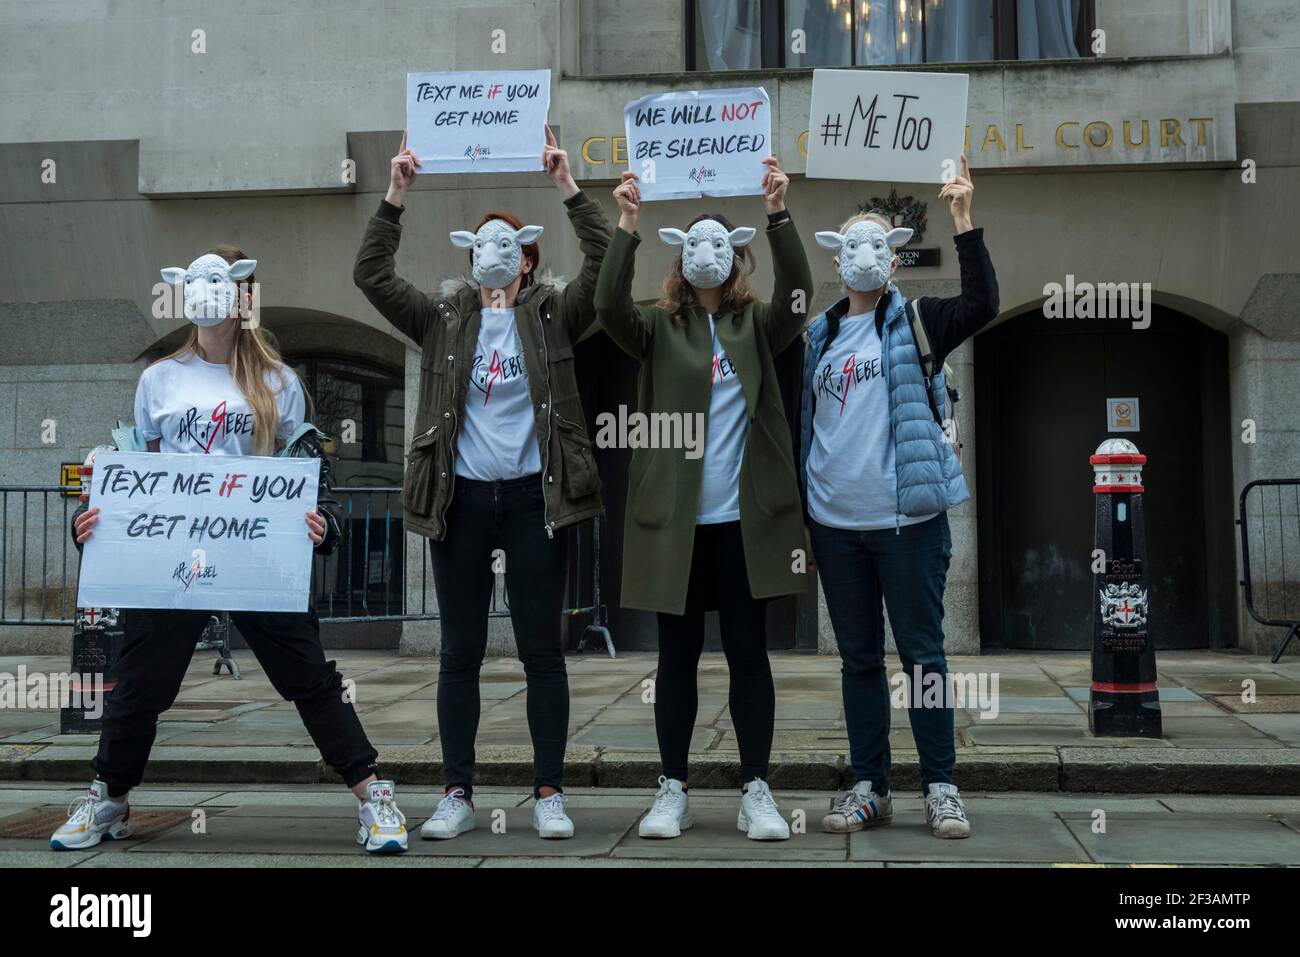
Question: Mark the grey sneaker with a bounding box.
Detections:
[50,780,131,850]
[822,780,893,833]
[925,783,971,839]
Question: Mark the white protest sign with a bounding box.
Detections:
[805,69,968,184]
[77,452,320,613]
[406,69,551,174]
[624,87,771,200]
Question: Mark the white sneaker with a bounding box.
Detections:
[737,778,790,841]
[533,792,574,839]
[638,776,691,839]
[822,780,894,833]
[356,780,408,854]
[925,783,971,839]
[50,780,131,850]
[420,787,476,840]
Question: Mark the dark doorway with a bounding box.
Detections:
[975,304,1235,650]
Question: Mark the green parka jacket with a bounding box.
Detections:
[593,218,814,614]
[353,191,612,541]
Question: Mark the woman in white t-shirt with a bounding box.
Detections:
[52,246,410,856]
[594,159,813,842]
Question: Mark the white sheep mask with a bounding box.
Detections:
[815,220,914,293]
[160,254,257,327]
[659,220,757,290]
[449,219,544,290]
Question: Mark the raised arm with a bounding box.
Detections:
[751,156,813,355]
[593,171,655,359]
[915,154,1000,364]
[352,131,432,346]
[541,126,613,342]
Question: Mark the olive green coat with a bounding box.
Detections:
[593,220,814,615]
[352,191,611,541]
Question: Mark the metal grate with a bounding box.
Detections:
[0,807,196,840]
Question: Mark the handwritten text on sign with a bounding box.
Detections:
[624,87,771,200]
[805,70,968,185]
[76,452,320,613]
[406,69,551,174]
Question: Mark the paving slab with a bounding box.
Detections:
[849,811,1089,864]
[1060,747,1300,793]
[1061,812,1300,865]
[1238,714,1300,746]
[611,807,849,862]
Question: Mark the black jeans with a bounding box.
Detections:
[655,521,773,783]
[809,513,955,794]
[428,474,569,800]
[92,607,379,796]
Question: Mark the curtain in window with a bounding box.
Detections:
[1018,0,1081,59]
[858,0,924,65]
[925,0,995,62]
[785,0,852,67]
[697,0,762,70]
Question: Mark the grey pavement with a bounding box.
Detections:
[2,649,1300,793]
[2,783,1299,867]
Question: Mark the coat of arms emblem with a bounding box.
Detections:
[1099,581,1148,629]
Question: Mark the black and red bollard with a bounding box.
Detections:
[60,456,125,733]
[1088,439,1162,738]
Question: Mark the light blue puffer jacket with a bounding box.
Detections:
[798,287,969,522]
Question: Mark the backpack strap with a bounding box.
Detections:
[278,422,322,457]
[111,420,149,453]
[908,299,936,388]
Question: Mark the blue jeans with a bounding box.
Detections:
[809,513,954,795]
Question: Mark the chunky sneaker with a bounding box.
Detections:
[420,787,476,840]
[533,792,574,839]
[822,780,894,833]
[50,780,131,850]
[737,778,790,841]
[356,780,408,854]
[925,783,971,839]
[638,776,691,839]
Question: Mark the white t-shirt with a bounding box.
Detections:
[695,315,747,524]
[134,353,305,456]
[806,311,938,531]
[454,307,542,481]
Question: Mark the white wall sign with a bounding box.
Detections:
[805,69,968,184]
[77,452,320,613]
[1107,397,1141,432]
[406,69,551,173]
[624,87,771,200]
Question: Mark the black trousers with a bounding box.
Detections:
[92,607,379,796]
[655,521,774,783]
[427,474,569,800]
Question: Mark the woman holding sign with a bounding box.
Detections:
[56,246,411,855]
[353,127,612,841]
[594,158,812,841]
[800,154,998,839]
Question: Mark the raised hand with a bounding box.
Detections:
[387,130,421,206]
[938,152,974,233]
[760,155,789,214]
[305,510,326,544]
[542,124,579,199]
[613,170,641,234]
[74,506,100,545]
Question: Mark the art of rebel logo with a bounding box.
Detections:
[173,553,218,592]
[175,399,254,453]
[814,350,884,415]
[470,348,527,405]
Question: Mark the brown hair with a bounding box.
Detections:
[656,212,757,325]
[156,244,303,456]
[472,210,540,288]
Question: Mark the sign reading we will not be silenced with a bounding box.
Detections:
[406,69,551,174]
[806,70,968,185]
[624,87,771,201]
[76,452,320,613]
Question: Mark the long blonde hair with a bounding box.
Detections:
[157,244,298,456]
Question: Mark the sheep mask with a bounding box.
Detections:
[450,220,544,290]
[815,220,914,293]
[659,219,757,290]
[160,254,257,327]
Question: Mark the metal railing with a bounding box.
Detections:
[0,485,497,626]
[1238,479,1300,662]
